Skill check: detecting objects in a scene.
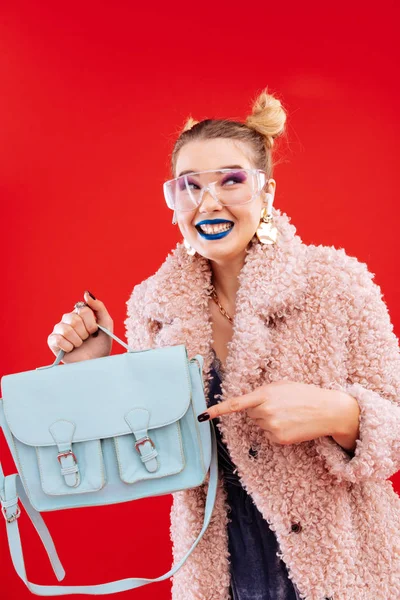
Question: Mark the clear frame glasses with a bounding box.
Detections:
[163,168,268,212]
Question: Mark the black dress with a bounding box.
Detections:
[208,348,301,600]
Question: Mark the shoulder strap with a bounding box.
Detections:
[0,417,218,596]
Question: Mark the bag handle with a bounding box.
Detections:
[50,325,141,367]
[0,408,218,596]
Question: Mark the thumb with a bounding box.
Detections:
[83,290,112,327]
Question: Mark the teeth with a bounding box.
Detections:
[199,223,233,234]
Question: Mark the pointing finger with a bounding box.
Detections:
[197,388,265,422]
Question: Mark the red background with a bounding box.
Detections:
[1,1,399,598]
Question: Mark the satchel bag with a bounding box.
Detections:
[0,324,218,595]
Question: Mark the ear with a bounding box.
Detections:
[267,178,276,198]
[262,178,276,203]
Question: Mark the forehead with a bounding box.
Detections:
[175,138,254,177]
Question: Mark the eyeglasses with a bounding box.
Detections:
[163,168,268,212]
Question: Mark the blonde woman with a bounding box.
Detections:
[49,88,400,600]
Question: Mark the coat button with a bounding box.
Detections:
[248,446,258,458]
[290,522,302,533]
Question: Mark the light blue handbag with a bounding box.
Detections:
[0,324,218,595]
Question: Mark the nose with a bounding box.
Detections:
[197,187,223,213]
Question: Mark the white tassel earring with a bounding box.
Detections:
[172,210,196,255]
[255,192,278,245]
[183,238,196,256]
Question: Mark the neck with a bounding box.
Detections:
[209,249,246,313]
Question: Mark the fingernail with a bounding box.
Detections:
[197,412,210,422]
[86,290,96,300]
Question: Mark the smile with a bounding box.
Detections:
[196,223,235,240]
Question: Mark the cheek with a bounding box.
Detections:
[178,216,194,231]
[236,210,260,229]
[234,202,261,218]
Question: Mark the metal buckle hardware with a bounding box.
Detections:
[1,504,21,523]
[135,436,156,453]
[57,450,78,464]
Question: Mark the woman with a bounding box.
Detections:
[50,88,400,600]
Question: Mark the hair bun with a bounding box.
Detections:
[181,116,200,133]
[245,88,287,148]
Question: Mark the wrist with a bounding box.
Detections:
[330,390,360,452]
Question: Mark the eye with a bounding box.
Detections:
[224,176,241,185]
[178,178,200,191]
[221,172,247,186]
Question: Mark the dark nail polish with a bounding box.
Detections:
[197,412,210,422]
[87,290,96,300]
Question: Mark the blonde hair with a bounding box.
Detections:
[170,87,287,179]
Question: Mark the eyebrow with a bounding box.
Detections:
[177,164,244,177]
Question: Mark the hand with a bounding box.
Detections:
[47,291,114,363]
[198,381,341,445]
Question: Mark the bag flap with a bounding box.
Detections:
[1,345,192,447]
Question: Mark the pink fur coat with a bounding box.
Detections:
[124,208,400,600]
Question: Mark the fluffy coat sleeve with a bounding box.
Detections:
[123,279,158,352]
[314,257,400,483]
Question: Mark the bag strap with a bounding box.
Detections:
[50,324,147,367]
[0,415,219,595]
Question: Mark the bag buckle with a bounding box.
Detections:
[1,504,21,523]
[135,436,155,453]
[57,450,78,464]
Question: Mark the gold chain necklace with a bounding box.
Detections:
[209,283,233,324]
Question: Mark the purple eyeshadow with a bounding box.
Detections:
[178,176,197,191]
[221,171,246,184]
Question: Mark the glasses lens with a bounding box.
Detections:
[164,169,263,211]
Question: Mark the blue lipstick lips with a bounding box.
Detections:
[196,220,234,240]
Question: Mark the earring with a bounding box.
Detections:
[173,209,196,255]
[183,238,196,256]
[255,192,278,245]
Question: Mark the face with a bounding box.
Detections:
[173,138,276,264]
